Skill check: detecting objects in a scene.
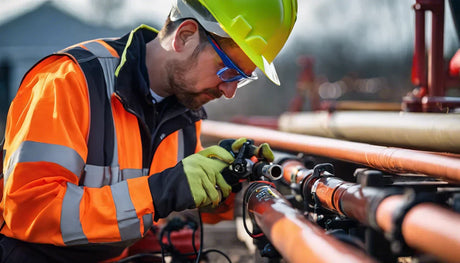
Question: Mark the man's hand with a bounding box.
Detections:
[218,138,275,193]
[230,138,274,162]
[182,146,234,207]
[148,139,273,220]
[149,145,235,220]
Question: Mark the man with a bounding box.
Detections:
[0,0,297,262]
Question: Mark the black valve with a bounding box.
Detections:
[219,139,283,192]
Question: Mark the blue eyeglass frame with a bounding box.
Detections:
[206,34,257,83]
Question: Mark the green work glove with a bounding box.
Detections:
[182,146,234,208]
[218,138,275,193]
[230,137,275,162]
[148,145,235,220]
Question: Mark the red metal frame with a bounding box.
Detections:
[404,0,460,112]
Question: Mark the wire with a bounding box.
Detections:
[116,210,233,263]
[191,223,198,256]
[195,210,234,263]
[242,183,264,238]
[195,210,204,263]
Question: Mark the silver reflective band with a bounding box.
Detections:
[61,183,88,245]
[81,41,120,99]
[177,129,185,162]
[4,141,85,182]
[83,165,148,188]
[142,214,153,234]
[81,40,120,169]
[111,181,142,241]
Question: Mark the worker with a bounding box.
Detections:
[0,0,297,262]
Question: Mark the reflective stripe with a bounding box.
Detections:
[100,57,118,99]
[122,168,150,179]
[4,141,84,182]
[177,129,184,162]
[61,183,88,245]
[142,214,153,234]
[82,166,146,187]
[111,181,141,241]
[83,165,119,187]
[83,41,113,58]
[83,41,118,99]
[82,40,120,168]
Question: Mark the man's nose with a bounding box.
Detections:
[218,81,238,99]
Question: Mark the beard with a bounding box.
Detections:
[165,56,222,110]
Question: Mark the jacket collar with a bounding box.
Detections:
[113,25,207,124]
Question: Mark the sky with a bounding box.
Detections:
[0,0,416,41]
[1,0,458,63]
[1,0,459,118]
[0,0,171,26]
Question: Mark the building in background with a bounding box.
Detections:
[0,1,135,137]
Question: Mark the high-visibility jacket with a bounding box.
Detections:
[0,24,232,262]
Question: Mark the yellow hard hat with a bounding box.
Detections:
[170,0,298,85]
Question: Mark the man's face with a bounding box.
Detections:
[167,39,256,110]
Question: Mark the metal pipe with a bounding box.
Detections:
[280,158,312,184]
[376,195,460,263]
[280,158,373,222]
[278,111,460,153]
[202,120,460,182]
[280,160,460,262]
[245,182,376,263]
[281,159,384,224]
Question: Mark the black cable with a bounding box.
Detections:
[158,217,200,262]
[195,209,234,263]
[160,226,167,262]
[195,210,204,263]
[191,225,198,256]
[242,183,264,238]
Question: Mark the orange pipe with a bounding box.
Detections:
[376,195,460,263]
[281,159,460,262]
[280,159,383,223]
[202,120,460,182]
[281,159,312,184]
[246,183,376,263]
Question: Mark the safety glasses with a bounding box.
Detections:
[206,34,258,88]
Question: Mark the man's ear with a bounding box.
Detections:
[172,19,200,52]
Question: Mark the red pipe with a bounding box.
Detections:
[202,120,460,182]
[245,182,377,263]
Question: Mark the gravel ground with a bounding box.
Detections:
[201,219,255,263]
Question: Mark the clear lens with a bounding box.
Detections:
[237,71,258,88]
[207,34,258,86]
[219,67,242,81]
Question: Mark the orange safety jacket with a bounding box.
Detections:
[0,25,233,262]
